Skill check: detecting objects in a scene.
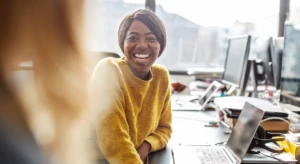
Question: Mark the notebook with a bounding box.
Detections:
[172,102,265,164]
[172,81,222,111]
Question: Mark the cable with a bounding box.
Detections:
[214,141,226,146]
[260,117,290,125]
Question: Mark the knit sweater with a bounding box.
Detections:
[91,57,172,164]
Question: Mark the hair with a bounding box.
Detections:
[0,1,92,164]
[118,9,167,56]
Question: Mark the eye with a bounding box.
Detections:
[147,37,157,42]
[127,36,138,41]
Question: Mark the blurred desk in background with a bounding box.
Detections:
[187,68,223,80]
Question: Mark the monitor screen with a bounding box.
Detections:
[222,35,251,87]
[270,37,284,90]
[256,37,274,86]
[281,23,300,97]
[199,85,216,105]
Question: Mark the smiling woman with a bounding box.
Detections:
[123,20,161,80]
[90,9,172,164]
[118,9,166,80]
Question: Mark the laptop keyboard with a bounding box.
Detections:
[196,147,231,164]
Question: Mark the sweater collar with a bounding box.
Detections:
[119,57,153,85]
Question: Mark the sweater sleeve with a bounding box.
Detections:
[97,95,143,164]
[91,59,143,164]
[145,72,173,152]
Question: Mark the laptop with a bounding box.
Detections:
[172,102,265,164]
[214,96,288,117]
[172,81,222,111]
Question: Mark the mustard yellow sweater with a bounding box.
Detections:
[91,57,172,164]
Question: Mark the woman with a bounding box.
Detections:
[91,9,172,164]
[0,1,92,164]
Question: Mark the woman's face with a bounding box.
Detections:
[123,20,160,74]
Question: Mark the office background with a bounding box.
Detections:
[85,0,299,71]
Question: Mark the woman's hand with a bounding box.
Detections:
[137,141,151,163]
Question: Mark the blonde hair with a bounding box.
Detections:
[0,1,92,164]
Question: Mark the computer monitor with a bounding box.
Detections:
[270,37,284,90]
[281,22,300,97]
[256,37,274,86]
[244,59,259,97]
[222,35,252,94]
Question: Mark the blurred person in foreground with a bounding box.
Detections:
[91,9,172,164]
[0,1,94,164]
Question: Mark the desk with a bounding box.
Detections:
[171,111,229,146]
[149,110,230,164]
[149,94,297,164]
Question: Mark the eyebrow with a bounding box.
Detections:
[127,32,154,36]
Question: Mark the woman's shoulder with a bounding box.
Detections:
[152,64,169,75]
[95,57,120,69]
[151,64,170,83]
[91,57,122,81]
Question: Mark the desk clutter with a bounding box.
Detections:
[275,133,300,162]
[224,115,289,132]
[214,96,292,132]
[170,25,300,162]
[214,96,300,163]
[172,101,298,164]
[171,80,300,163]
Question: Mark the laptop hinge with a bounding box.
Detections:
[225,146,241,164]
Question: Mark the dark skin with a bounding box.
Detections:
[123,20,160,162]
[123,20,184,163]
[137,141,151,163]
[123,20,160,81]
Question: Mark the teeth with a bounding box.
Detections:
[134,54,149,58]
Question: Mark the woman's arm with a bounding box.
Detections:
[96,98,143,164]
[145,80,173,152]
[91,59,143,164]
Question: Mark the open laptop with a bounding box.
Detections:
[172,102,265,164]
[172,81,222,111]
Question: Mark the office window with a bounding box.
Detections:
[85,0,145,54]
[155,0,280,71]
[289,0,300,24]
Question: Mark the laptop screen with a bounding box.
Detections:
[199,85,217,106]
[226,102,265,163]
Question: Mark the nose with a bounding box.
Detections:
[136,39,147,50]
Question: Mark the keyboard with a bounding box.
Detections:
[195,147,230,164]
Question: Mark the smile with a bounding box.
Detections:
[134,54,150,59]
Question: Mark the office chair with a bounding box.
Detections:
[91,51,120,60]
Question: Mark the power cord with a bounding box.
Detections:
[260,117,290,125]
[214,141,226,146]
